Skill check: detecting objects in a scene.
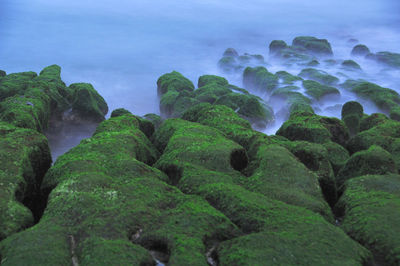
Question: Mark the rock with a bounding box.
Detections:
[322,141,350,175]
[277,111,349,146]
[336,174,400,265]
[218,56,240,73]
[366,51,400,68]
[0,122,51,241]
[143,113,162,130]
[341,101,364,135]
[302,80,340,100]
[292,36,333,56]
[69,83,108,122]
[337,145,397,187]
[351,44,370,57]
[0,71,37,101]
[0,70,6,77]
[275,71,303,85]
[0,115,238,265]
[359,113,388,132]
[269,86,313,116]
[341,59,362,70]
[306,59,320,66]
[299,68,339,86]
[269,40,288,55]
[223,48,239,57]
[341,80,400,121]
[198,75,229,88]
[110,108,131,117]
[157,71,195,97]
[243,66,278,93]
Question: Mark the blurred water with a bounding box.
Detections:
[1,0,399,124]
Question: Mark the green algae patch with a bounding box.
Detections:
[336,174,400,265]
[302,80,340,100]
[292,36,333,56]
[0,71,37,100]
[0,122,51,241]
[277,111,349,146]
[337,145,397,188]
[299,68,339,86]
[275,70,303,85]
[1,115,238,266]
[243,66,279,92]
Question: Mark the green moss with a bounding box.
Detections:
[322,141,350,175]
[69,83,108,122]
[110,108,131,117]
[359,113,389,132]
[275,71,303,85]
[157,71,194,96]
[292,36,333,56]
[302,80,340,100]
[277,111,349,146]
[222,48,239,58]
[341,59,362,70]
[243,66,278,92]
[351,44,370,57]
[269,40,288,55]
[218,56,240,72]
[337,174,400,265]
[337,145,397,187]
[0,71,37,100]
[0,122,51,241]
[366,51,400,68]
[198,75,229,88]
[299,68,339,86]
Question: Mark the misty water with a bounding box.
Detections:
[1,0,400,158]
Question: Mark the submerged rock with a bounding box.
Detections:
[292,36,333,56]
[351,44,370,57]
[243,66,278,92]
[366,51,400,68]
[299,68,339,86]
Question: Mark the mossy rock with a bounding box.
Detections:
[337,145,397,188]
[302,80,340,100]
[341,101,364,136]
[270,86,313,116]
[110,108,131,117]
[341,80,400,121]
[1,115,238,265]
[269,40,288,55]
[292,36,333,56]
[200,183,371,265]
[306,59,320,66]
[242,144,332,220]
[0,71,37,100]
[194,83,232,104]
[341,60,362,70]
[366,51,400,69]
[351,44,370,57]
[218,56,241,73]
[299,68,339,86]
[198,75,229,88]
[69,83,108,122]
[0,70,6,77]
[277,111,349,146]
[157,71,195,96]
[322,141,350,175]
[181,103,256,149]
[222,48,239,58]
[0,122,51,241]
[243,66,278,93]
[336,174,400,265]
[275,70,303,85]
[359,113,389,132]
[143,113,162,130]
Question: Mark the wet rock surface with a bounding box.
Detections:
[1,35,400,265]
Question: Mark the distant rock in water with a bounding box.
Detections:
[351,44,370,56]
[366,51,400,69]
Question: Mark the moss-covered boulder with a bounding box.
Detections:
[222,48,239,58]
[366,51,400,68]
[299,68,339,86]
[143,113,162,130]
[270,86,314,116]
[302,80,340,100]
[198,75,229,88]
[0,70,6,77]
[0,122,51,241]
[336,174,400,265]
[110,108,131,117]
[337,145,397,187]
[0,71,37,101]
[341,101,364,136]
[275,70,303,85]
[277,111,349,146]
[157,71,195,96]
[322,141,350,175]
[359,113,388,132]
[292,36,333,56]
[269,40,288,55]
[69,83,108,122]
[243,66,278,93]
[0,115,238,265]
[351,44,370,57]
[218,56,240,72]
[341,59,362,70]
[341,80,400,121]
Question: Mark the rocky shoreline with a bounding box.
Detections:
[1,36,400,265]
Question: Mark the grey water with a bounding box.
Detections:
[1,0,400,154]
